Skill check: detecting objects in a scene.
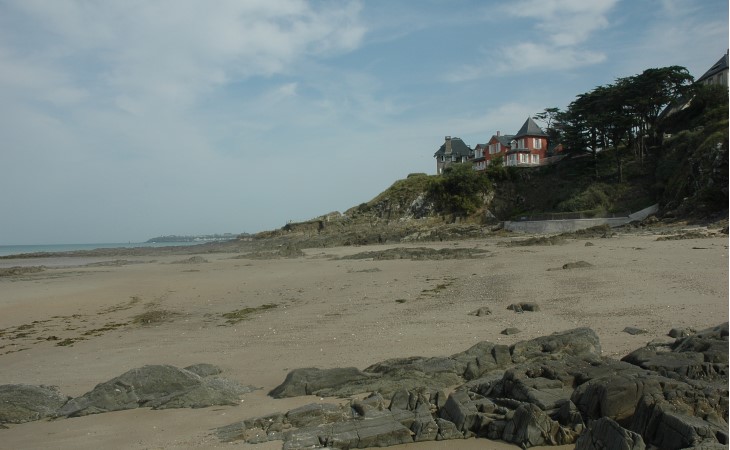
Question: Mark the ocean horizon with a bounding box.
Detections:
[0,241,205,258]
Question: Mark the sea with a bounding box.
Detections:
[0,241,204,258]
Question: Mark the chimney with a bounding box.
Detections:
[497,131,500,137]
[445,136,452,155]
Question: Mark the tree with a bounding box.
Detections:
[427,163,491,217]
[533,107,562,151]
[622,66,694,162]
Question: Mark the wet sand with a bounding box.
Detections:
[0,231,727,449]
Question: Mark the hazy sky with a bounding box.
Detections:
[1,0,727,244]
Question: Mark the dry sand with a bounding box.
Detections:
[0,231,727,449]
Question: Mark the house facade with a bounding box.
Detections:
[504,117,548,167]
[433,118,552,173]
[433,136,473,175]
[483,131,514,168]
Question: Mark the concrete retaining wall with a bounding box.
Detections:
[504,204,659,234]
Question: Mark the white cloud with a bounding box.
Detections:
[447,0,617,81]
[1,0,366,116]
[496,42,607,73]
[508,0,617,46]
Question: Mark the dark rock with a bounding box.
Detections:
[623,327,648,335]
[351,392,386,417]
[268,367,371,398]
[508,303,524,313]
[436,417,464,440]
[622,323,728,381]
[501,328,521,335]
[556,400,585,432]
[410,399,439,442]
[631,396,728,450]
[215,324,729,449]
[501,403,567,447]
[585,242,595,246]
[319,415,413,448]
[571,363,665,423]
[669,327,696,339]
[0,384,69,424]
[511,327,601,363]
[286,402,347,428]
[575,417,645,450]
[562,261,593,269]
[507,302,540,312]
[389,389,411,411]
[57,364,255,417]
[499,365,574,411]
[439,390,479,432]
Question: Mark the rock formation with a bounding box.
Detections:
[219,324,728,449]
[0,364,255,423]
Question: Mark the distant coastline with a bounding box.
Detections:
[0,241,205,258]
[144,233,240,243]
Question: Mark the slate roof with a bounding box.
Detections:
[514,117,547,138]
[493,134,515,147]
[696,51,729,84]
[433,137,472,158]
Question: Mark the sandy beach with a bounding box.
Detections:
[0,230,727,449]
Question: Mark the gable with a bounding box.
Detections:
[514,117,547,138]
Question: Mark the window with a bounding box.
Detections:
[534,138,542,149]
[532,154,539,164]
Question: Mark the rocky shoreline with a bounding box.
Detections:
[2,324,726,449]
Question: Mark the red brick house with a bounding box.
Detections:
[484,131,515,168]
[504,117,548,167]
[434,118,555,174]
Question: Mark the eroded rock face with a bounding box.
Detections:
[226,325,728,449]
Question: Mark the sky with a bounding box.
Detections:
[0,0,727,244]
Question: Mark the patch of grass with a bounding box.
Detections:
[222,303,278,325]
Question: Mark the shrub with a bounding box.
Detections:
[427,163,491,216]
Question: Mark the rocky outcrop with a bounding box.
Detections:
[0,384,69,424]
[0,364,255,424]
[622,322,728,381]
[575,417,645,450]
[59,364,256,417]
[224,325,728,449]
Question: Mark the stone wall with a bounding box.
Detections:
[504,204,659,234]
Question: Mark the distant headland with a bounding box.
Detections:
[144,233,247,243]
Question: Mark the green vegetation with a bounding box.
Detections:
[488,70,727,221]
[427,163,491,217]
